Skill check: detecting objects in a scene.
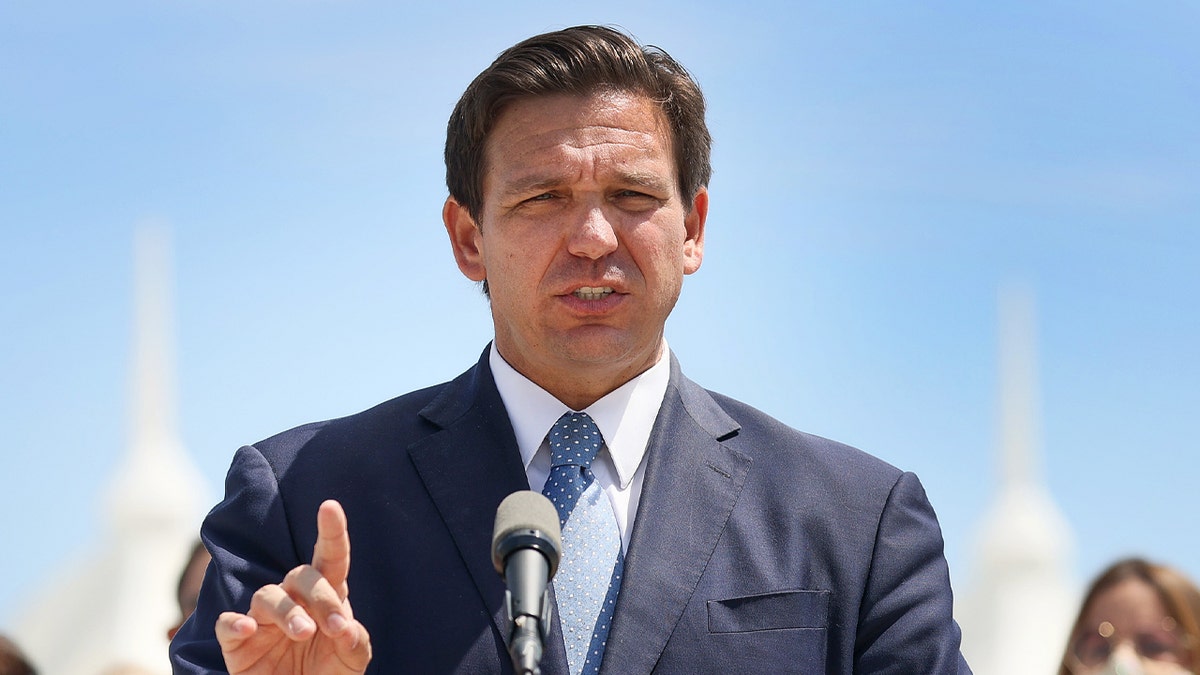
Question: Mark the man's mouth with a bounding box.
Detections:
[573,286,615,301]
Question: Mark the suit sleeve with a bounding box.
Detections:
[854,471,972,674]
[169,444,305,674]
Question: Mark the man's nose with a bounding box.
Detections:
[566,205,619,259]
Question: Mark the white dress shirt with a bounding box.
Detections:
[489,342,670,552]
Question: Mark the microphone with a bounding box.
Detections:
[492,490,562,675]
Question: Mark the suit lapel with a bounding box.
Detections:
[409,349,745,674]
[602,357,751,674]
[407,351,563,667]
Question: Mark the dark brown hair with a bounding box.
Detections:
[0,634,36,675]
[1058,558,1200,674]
[445,25,712,220]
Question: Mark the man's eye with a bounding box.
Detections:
[522,192,559,204]
[615,190,661,204]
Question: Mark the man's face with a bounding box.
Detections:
[444,90,706,405]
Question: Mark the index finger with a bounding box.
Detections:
[311,499,351,599]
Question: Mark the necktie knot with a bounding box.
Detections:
[548,411,604,470]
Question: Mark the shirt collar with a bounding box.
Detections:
[489,342,670,489]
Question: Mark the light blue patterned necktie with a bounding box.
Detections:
[542,411,624,675]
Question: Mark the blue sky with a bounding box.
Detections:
[2,1,1197,626]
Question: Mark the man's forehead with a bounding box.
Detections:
[483,91,674,170]
[498,131,668,172]
[487,90,668,141]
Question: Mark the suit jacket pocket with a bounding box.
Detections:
[707,589,830,633]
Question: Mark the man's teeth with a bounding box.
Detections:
[574,286,614,301]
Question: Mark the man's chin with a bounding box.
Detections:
[552,332,662,371]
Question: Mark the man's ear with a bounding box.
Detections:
[443,197,487,282]
[682,187,707,275]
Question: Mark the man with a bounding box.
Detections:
[171,25,970,673]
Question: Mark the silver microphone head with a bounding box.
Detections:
[492,490,562,577]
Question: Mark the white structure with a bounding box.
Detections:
[13,225,208,674]
[957,285,1078,674]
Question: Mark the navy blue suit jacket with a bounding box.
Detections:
[171,349,970,673]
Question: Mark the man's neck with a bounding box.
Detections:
[493,341,667,411]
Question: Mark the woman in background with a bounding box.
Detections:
[1060,557,1200,674]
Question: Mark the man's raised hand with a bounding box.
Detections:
[215,500,372,674]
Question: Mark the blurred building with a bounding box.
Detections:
[956,286,1079,674]
[11,226,208,674]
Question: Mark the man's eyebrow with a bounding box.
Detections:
[496,170,674,199]
[497,174,567,199]
[617,171,673,193]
